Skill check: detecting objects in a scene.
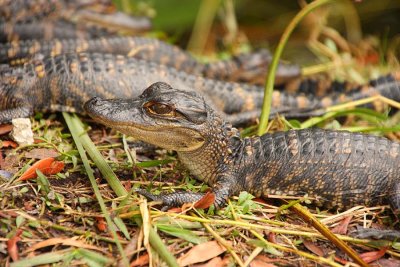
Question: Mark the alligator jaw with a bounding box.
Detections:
[84,93,206,152]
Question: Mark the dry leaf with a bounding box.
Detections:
[1,140,18,148]
[19,157,64,181]
[334,256,348,265]
[252,255,290,266]
[96,217,107,232]
[1,154,19,171]
[331,216,352,235]
[168,207,183,213]
[0,124,13,135]
[194,192,215,209]
[193,256,224,267]
[25,148,60,159]
[253,197,268,205]
[178,241,228,266]
[130,253,149,267]
[26,237,103,253]
[7,229,22,261]
[303,240,325,256]
[266,232,277,243]
[360,247,387,263]
[250,259,277,267]
[375,258,400,267]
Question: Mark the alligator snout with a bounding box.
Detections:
[85,96,101,106]
[84,97,103,113]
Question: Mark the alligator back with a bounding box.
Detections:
[1,53,399,124]
[0,53,269,121]
[242,129,400,209]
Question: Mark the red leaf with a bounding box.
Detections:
[194,192,215,209]
[360,247,387,263]
[331,216,352,235]
[362,53,379,64]
[7,229,22,261]
[96,217,107,232]
[303,240,325,256]
[334,256,348,265]
[130,253,149,267]
[18,157,64,181]
[0,124,13,135]
[45,161,64,175]
[123,181,132,191]
[1,140,18,148]
[267,232,277,243]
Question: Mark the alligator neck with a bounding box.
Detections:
[177,114,242,185]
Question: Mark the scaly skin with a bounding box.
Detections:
[0,17,151,43]
[0,0,62,22]
[0,36,300,84]
[0,0,151,43]
[0,53,399,125]
[84,82,400,211]
[282,72,400,96]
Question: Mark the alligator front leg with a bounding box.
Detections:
[136,176,239,210]
[0,106,33,124]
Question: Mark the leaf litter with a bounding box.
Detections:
[1,7,400,267]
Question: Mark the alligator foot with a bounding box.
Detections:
[136,189,205,211]
[136,180,233,210]
[0,106,32,124]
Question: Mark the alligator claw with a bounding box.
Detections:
[135,188,205,211]
[353,227,400,241]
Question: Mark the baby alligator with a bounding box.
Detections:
[0,37,300,85]
[0,0,151,42]
[1,53,400,125]
[84,82,400,211]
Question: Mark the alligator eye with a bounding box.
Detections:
[144,102,175,116]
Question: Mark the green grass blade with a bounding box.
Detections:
[10,251,68,267]
[63,113,179,267]
[157,224,206,244]
[63,113,129,266]
[257,0,335,135]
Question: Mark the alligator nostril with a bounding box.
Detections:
[89,97,102,106]
[84,97,101,112]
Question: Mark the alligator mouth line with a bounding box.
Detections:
[88,112,178,133]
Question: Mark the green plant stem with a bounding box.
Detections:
[257,0,334,135]
[63,113,179,267]
[291,203,368,267]
[63,113,130,267]
[187,0,221,54]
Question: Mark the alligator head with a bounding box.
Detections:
[84,82,212,152]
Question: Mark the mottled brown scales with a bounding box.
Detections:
[0,36,299,85]
[84,82,400,211]
[0,0,152,42]
[0,53,399,126]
